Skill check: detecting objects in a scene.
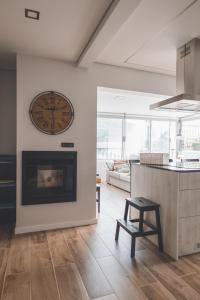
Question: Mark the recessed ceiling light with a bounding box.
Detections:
[114,95,126,101]
[25,8,40,20]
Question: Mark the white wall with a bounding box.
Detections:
[0,70,16,154]
[97,159,107,181]
[16,54,175,233]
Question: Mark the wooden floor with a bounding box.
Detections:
[1,184,200,299]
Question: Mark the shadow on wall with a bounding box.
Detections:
[0,69,16,155]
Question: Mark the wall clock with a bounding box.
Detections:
[29,91,74,135]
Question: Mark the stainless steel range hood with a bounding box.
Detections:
[150,38,200,112]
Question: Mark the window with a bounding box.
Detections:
[97,114,177,160]
[97,117,122,159]
[125,119,150,158]
[169,121,177,159]
[182,119,200,159]
[151,121,170,153]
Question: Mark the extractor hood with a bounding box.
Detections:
[150,38,200,112]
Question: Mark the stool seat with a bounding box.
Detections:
[126,197,159,210]
[96,184,100,192]
[115,197,163,257]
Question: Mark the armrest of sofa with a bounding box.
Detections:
[106,170,111,183]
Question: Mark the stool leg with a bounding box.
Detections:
[124,201,129,221]
[139,210,144,232]
[98,189,100,213]
[115,222,120,241]
[131,236,136,257]
[155,207,163,252]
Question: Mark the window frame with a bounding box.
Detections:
[97,112,177,160]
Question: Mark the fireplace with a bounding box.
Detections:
[22,151,77,205]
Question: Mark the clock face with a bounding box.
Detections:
[29,91,74,135]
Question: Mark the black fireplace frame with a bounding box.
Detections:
[22,151,77,205]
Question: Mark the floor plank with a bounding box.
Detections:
[62,227,80,239]
[119,255,157,287]
[0,249,9,296]
[136,249,169,268]
[137,249,200,299]
[184,253,200,272]
[55,263,90,300]
[47,230,74,267]
[67,236,113,299]
[31,243,60,300]
[1,184,200,299]
[79,226,112,259]
[93,294,119,300]
[6,234,30,275]
[141,282,176,300]
[182,273,200,294]
[97,256,147,300]
[167,257,197,276]
[149,262,200,299]
[94,228,156,287]
[1,273,30,300]
[30,231,47,245]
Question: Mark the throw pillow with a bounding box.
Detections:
[106,161,114,171]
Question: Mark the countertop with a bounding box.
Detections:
[131,162,200,172]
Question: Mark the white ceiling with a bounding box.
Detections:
[1,0,200,76]
[0,0,112,61]
[97,0,200,75]
[97,87,193,118]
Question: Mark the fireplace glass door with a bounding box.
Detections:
[22,151,77,205]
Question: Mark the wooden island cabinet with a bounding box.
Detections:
[131,163,200,260]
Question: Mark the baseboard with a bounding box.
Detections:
[15,218,97,234]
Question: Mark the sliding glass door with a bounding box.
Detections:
[97,114,177,160]
[151,120,170,153]
[182,119,200,158]
[125,119,150,158]
[97,117,123,159]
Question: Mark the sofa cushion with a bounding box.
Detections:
[106,160,114,171]
[107,170,120,179]
[114,162,128,170]
[119,173,130,182]
[116,166,129,173]
[113,160,128,164]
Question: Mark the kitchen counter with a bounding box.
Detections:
[132,162,200,172]
[131,163,200,259]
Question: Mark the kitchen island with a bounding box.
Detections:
[131,162,200,260]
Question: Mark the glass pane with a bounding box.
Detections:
[125,119,150,158]
[151,121,169,153]
[182,119,200,159]
[97,117,122,159]
[169,121,177,159]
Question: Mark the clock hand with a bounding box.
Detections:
[56,105,68,110]
[55,108,72,114]
[51,110,55,130]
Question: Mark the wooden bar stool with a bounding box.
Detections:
[115,197,163,257]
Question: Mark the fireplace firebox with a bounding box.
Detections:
[22,151,77,205]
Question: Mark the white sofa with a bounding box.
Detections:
[106,170,130,192]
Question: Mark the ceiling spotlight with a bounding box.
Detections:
[25,8,40,20]
[114,96,126,101]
